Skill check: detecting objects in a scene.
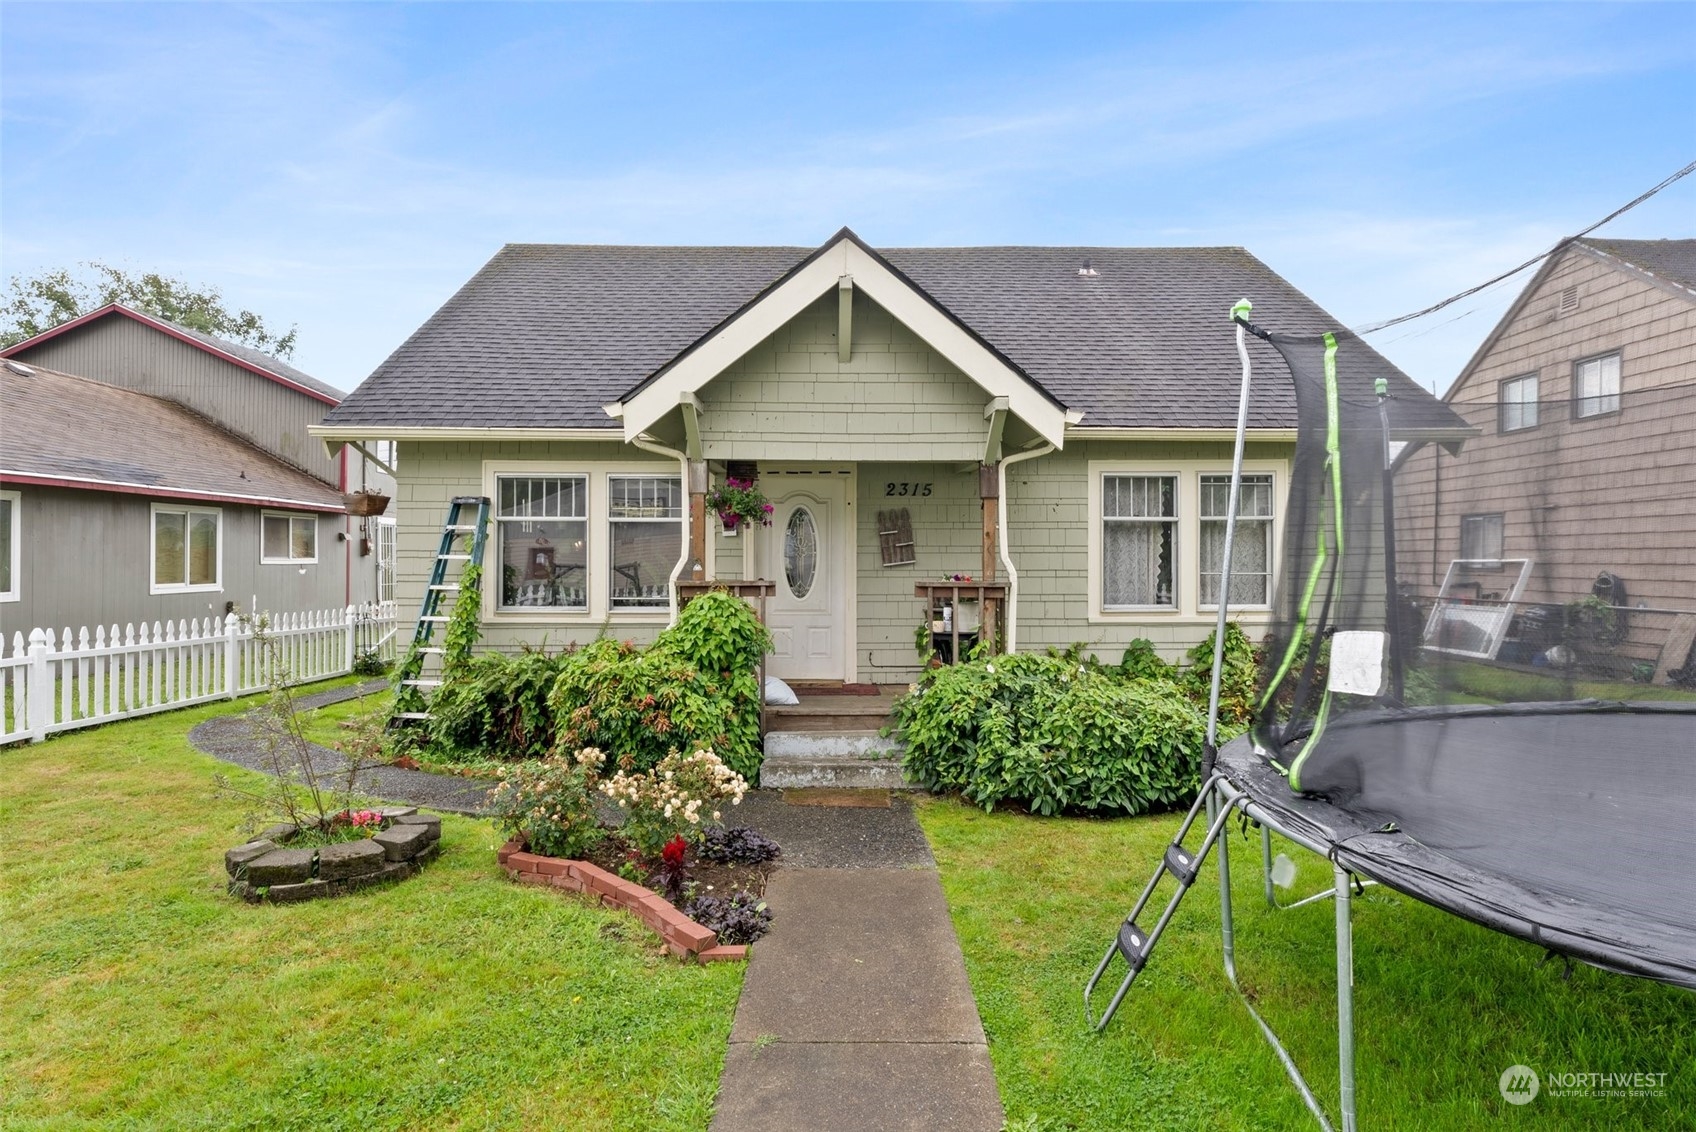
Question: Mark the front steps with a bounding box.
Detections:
[761,691,915,789]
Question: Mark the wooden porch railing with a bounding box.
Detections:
[915,582,1009,664]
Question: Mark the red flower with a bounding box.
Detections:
[661,835,688,867]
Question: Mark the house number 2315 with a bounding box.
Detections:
[885,482,933,497]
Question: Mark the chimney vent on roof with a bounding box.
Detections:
[5,361,36,377]
[1077,259,1099,277]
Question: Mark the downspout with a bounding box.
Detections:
[997,441,1056,653]
[631,434,690,625]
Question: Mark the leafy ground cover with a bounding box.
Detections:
[916,795,1696,1131]
[0,691,743,1131]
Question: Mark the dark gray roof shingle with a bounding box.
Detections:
[1580,237,1696,294]
[322,236,1436,431]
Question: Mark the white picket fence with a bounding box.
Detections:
[1,602,398,745]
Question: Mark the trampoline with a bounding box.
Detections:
[1086,302,1696,1130]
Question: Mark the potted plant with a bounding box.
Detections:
[705,477,773,536]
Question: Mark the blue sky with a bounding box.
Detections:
[3,2,1692,395]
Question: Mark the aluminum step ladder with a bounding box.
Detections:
[390,496,489,727]
[1083,774,1234,1031]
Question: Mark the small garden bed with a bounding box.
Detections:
[225,807,440,903]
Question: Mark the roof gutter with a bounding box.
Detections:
[310,425,624,442]
[0,471,346,513]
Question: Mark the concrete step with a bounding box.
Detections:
[763,730,901,759]
[760,755,915,790]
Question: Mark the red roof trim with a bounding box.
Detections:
[0,305,340,407]
[0,472,346,513]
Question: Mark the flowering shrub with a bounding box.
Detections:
[341,809,384,836]
[487,746,608,860]
[704,477,774,529]
[684,890,772,945]
[599,747,749,858]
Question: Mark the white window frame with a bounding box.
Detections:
[0,489,19,603]
[482,461,685,623]
[149,503,223,595]
[1498,373,1539,433]
[1573,352,1621,419]
[1087,460,1284,624]
[1197,472,1277,612]
[260,510,319,564]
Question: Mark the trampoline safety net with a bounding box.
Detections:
[1245,328,1696,986]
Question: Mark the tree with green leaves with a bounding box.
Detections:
[1,262,298,357]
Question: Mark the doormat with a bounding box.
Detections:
[782,788,893,808]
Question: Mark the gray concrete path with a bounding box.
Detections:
[711,801,1003,1132]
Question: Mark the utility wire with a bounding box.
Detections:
[1353,157,1696,336]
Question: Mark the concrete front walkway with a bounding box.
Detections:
[711,800,1003,1132]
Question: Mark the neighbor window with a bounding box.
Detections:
[1499,374,1539,432]
[374,517,397,605]
[261,511,318,563]
[0,490,18,602]
[496,476,588,610]
[1460,513,1504,564]
[1102,474,1177,608]
[1199,474,1275,607]
[152,505,221,591]
[1574,353,1621,418]
[608,476,683,608]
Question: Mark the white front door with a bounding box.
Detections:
[762,472,851,681]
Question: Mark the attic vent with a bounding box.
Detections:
[4,361,35,377]
[1557,286,1579,317]
[1077,259,1099,277]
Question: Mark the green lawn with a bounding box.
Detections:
[917,796,1696,1132]
[0,691,742,1131]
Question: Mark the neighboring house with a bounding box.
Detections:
[1395,237,1695,619]
[312,228,1443,685]
[0,304,397,632]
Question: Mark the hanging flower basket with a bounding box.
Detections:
[706,478,773,536]
[344,490,391,517]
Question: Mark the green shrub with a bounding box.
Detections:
[662,589,771,677]
[428,646,566,762]
[1179,624,1257,734]
[1117,638,1173,681]
[894,651,1207,816]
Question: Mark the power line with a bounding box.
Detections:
[1353,157,1696,336]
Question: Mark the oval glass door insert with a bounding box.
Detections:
[785,507,819,599]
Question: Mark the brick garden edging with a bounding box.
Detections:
[498,838,748,964]
[225,808,441,903]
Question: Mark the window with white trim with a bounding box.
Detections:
[375,517,397,605]
[1199,474,1275,607]
[497,476,589,610]
[1460,513,1504,564]
[152,505,221,592]
[1574,353,1620,418]
[609,475,683,608]
[0,490,19,602]
[261,511,318,563]
[1102,474,1176,609]
[1499,374,1539,432]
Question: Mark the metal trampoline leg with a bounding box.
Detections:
[1262,824,1275,907]
[1334,863,1357,1132]
[1214,786,1235,965]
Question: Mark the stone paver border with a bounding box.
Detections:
[498,838,747,964]
[225,807,441,903]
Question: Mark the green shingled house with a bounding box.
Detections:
[313,228,1430,687]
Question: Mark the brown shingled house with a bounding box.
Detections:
[1394,236,1696,679]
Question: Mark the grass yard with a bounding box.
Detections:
[0,689,743,1131]
[917,796,1696,1132]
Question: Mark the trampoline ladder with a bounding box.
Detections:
[1085,773,1235,1031]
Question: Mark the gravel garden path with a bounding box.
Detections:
[191,688,1003,1129]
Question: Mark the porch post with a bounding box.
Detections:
[687,460,709,583]
[980,463,1000,650]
